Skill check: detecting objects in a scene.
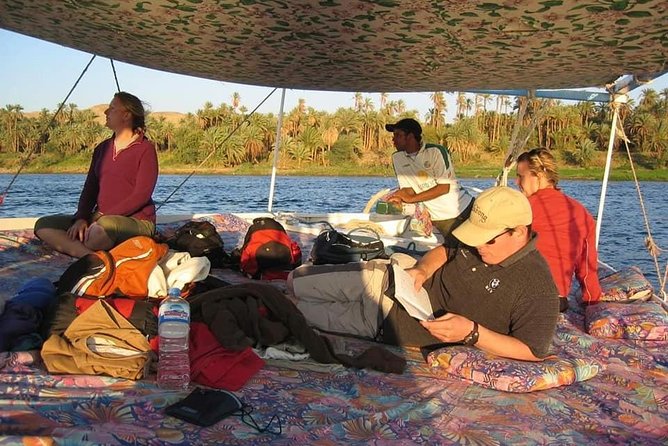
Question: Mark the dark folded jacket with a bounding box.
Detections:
[0,302,43,351]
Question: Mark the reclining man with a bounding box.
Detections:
[382,186,560,361]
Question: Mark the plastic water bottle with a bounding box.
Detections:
[158,287,190,390]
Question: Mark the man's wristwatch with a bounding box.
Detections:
[461,321,479,346]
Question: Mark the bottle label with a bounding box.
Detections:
[159,301,190,324]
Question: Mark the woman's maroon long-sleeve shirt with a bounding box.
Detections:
[74,136,158,223]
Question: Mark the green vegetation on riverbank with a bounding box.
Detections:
[2,88,667,182]
[2,153,666,181]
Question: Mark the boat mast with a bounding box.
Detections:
[267,88,286,213]
[595,93,626,248]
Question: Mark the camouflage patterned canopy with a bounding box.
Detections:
[1,0,666,92]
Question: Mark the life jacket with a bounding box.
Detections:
[239,218,302,280]
[58,236,169,298]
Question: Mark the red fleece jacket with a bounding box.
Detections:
[529,188,601,302]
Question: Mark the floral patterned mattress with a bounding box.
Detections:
[0,215,666,445]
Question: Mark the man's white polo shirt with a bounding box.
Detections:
[391,143,472,220]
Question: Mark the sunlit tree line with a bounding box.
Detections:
[1,88,667,170]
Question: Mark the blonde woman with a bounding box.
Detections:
[35,92,158,258]
[516,148,601,311]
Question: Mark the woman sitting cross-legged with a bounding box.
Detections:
[34,92,159,258]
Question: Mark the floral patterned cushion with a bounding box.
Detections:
[585,302,668,341]
[597,266,653,302]
[426,346,603,393]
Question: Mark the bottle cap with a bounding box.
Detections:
[168,287,181,297]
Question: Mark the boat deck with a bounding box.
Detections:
[0,214,666,445]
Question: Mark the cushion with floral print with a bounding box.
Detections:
[585,301,668,341]
[426,346,603,393]
[596,266,653,303]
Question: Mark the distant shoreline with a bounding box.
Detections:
[2,165,667,181]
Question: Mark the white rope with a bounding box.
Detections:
[615,112,666,301]
[496,94,551,187]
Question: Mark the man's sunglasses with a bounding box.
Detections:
[486,228,513,245]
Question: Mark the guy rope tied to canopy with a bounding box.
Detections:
[154,87,278,212]
[495,92,551,188]
[0,52,277,212]
[611,101,666,301]
[0,55,97,206]
[110,59,121,93]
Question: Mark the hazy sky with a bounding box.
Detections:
[2,29,667,122]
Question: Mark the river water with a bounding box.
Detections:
[0,173,665,289]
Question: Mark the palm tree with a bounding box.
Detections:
[572,139,597,166]
[335,108,361,135]
[164,121,176,152]
[2,104,24,152]
[353,93,364,112]
[455,92,466,119]
[283,136,308,168]
[474,95,483,117]
[147,116,166,150]
[319,115,339,166]
[445,118,483,163]
[200,127,227,164]
[242,125,266,163]
[644,116,668,164]
[577,101,596,126]
[481,94,491,113]
[638,88,659,113]
[502,96,513,115]
[464,98,473,117]
[630,112,656,151]
[429,92,446,129]
[380,92,388,112]
[231,92,241,112]
[298,126,322,164]
[659,88,668,114]
[396,99,406,115]
[197,101,215,129]
[363,97,374,113]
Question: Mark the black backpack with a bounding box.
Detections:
[166,221,229,267]
[310,228,387,265]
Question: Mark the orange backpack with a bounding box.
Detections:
[58,236,169,298]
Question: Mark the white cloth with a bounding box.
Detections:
[392,143,472,220]
[147,250,211,297]
[254,342,310,361]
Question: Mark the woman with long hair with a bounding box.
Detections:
[516,148,601,311]
[35,92,159,257]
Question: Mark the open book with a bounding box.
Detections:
[391,264,434,321]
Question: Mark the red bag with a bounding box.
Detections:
[239,218,302,279]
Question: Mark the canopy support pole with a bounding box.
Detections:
[268,88,286,213]
[595,96,624,248]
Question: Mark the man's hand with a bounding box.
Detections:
[67,219,88,242]
[387,187,417,205]
[420,313,474,344]
[406,267,428,292]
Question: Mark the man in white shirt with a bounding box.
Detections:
[386,118,473,244]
